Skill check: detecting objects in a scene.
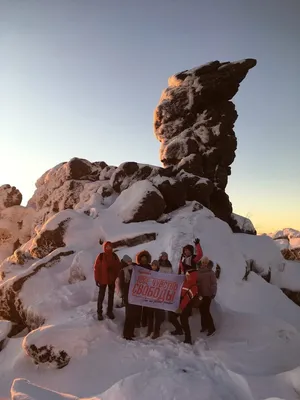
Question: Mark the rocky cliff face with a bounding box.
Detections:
[154,59,257,222]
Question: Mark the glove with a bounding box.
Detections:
[96,282,101,288]
[194,238,200,245]
[211,295,215,300]
[175,307,182,314]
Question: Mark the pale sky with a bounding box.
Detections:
[0,0,299,234]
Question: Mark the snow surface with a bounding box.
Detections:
[1,203,300,399]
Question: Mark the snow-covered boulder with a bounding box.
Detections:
[11,379,80,400]
[0,320,11,351]
[100,367,254,400]
[23,327,71,369]
[110,180,166,223]
[0,249,75,333]
[231,213,256,235]
[234,233,285,276]
[154,58,256,223]
[22,320,102,369]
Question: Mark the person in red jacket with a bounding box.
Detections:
[169,269,201,344]
[94,241,121,321]
[178,238,203,275]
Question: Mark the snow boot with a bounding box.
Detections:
[207,329,216,337]
[146,330,152,337]
[116,298,125,309]
[97,313,104,321]
[123,335,134,341]
[184,337,192,345]
[200,327,207,333]
[152,332,160,340]
[106,311,115,320]
[171,329,183,336]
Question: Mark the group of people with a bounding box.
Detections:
[93,238,218,344]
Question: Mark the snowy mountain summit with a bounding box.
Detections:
[1,59,300,400]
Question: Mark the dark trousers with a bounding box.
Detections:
[169,301,194,342]
[123,304,139,338]
[147,308,165,335]
[97,284,115,315]
[136,306,149,328]
[199,296,215,332]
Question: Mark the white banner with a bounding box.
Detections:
[128,265,185,311]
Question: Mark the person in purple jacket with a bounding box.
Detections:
[197,256,217,337]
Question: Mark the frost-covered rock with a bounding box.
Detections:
[231,213,256,235]
[154,58,256,222]
[110,180,166,223]
[0,184,22,210]
[27,158,111,228]
[0,205,35,263]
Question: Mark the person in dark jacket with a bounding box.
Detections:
[158,252,172,273]
[135,250,152,328]
[169,269,201,344]
[146,261,165,339]
[94,241,121,321]
[178,238,203,275]
[119,258,139,340]
[116,255,133,308]
[197,257,217,337]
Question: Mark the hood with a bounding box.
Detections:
[160,251,168,259]
[103,241,113,253]
[136,250,152,265]
[182,244,194,255]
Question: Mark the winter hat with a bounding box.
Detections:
[160,252,168,258]
[122,255,132,263]
[103,241,113,252]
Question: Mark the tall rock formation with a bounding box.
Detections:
[154,59,257,221]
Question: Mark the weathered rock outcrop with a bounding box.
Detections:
[0,185,22,210]
[154,59,256,222]
[0,205,35,263]
[27,158,114,229]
